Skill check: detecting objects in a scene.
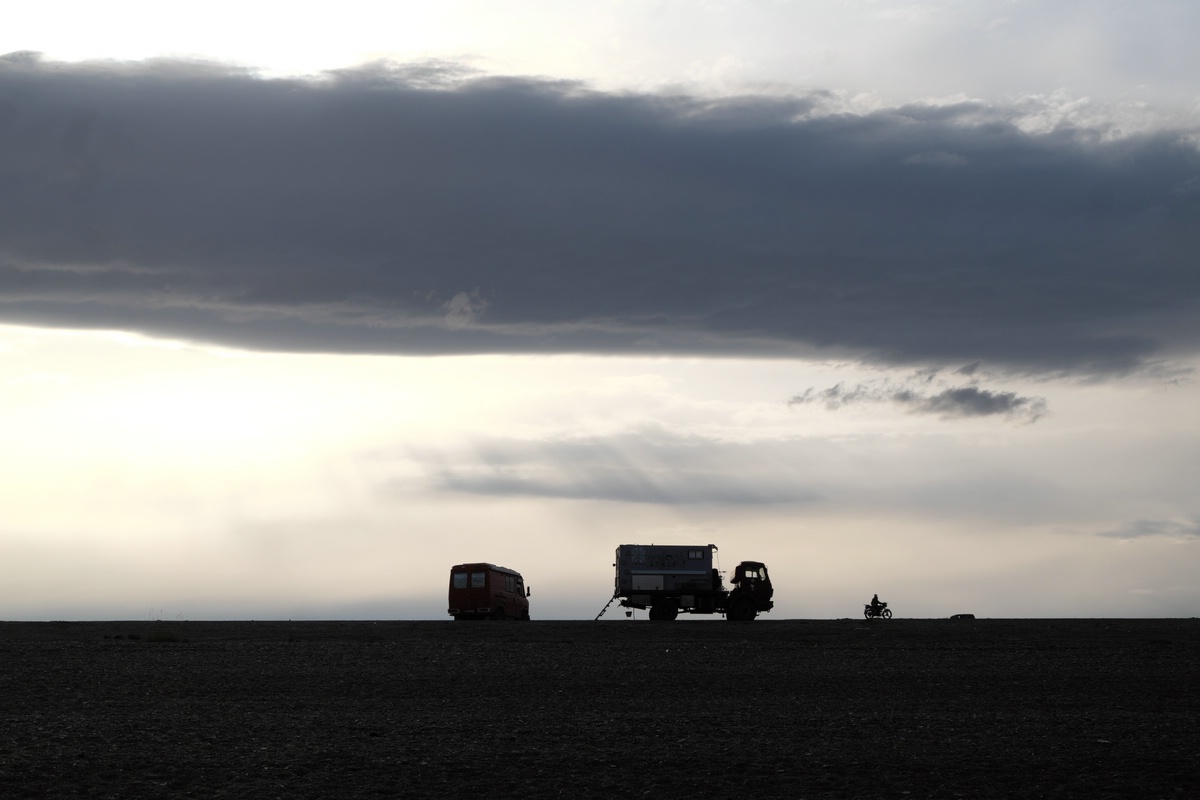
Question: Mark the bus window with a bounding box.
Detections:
[471,572,486,588]
[452,573,467,589]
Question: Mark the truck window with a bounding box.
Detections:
[452,573,467,589]
[471,572,485,588]
[688,549,704,560]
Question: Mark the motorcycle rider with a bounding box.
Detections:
[869,593,884,615]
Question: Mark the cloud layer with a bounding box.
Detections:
[789,367,1049,423]
[3,55,1199,374]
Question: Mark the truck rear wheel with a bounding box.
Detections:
[649,599,678,621]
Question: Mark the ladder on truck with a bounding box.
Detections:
[594,594,620,620]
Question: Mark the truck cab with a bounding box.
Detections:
[728,561,774,620]
[448,563,531,620]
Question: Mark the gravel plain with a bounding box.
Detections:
[1,618,1196,799]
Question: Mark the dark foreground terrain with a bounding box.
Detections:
[1,618,1196,799]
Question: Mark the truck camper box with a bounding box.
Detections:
[448,563,530,621]
[614,544,722,596]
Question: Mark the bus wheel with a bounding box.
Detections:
[492,607,506,620]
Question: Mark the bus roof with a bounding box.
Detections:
[449,562,524,577]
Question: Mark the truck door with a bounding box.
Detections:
[747,564,773,608]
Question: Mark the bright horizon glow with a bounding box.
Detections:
[3,324,1197,619]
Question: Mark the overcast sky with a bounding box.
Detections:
[2,1,1198,620]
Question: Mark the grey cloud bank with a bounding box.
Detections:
[3,55,1199,375]
[407,421,1189,529]
[1099,518,1200,540]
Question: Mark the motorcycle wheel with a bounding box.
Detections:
[863,607,872,619]
[882,608,892,619]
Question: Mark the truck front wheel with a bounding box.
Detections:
[727,597,757,622]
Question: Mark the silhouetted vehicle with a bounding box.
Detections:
[863,602,892,619]
[448,563,530,620]
[611,544,773,621]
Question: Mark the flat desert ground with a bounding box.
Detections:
[1,618,1196,799]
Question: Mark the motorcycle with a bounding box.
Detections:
[863,602,892,619]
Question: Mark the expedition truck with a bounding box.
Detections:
[613,544,773,621]
[448,563,531,620]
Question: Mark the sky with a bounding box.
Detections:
[2,1,1198,620]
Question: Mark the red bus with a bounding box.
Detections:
[447,563,531,620]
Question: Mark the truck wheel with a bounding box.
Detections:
[727,597,756,621]
[650,600,678,621]
[492,607,506,620]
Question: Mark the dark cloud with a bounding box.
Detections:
[918,387,1047,420]
[3,54,1199,374]
[789,369,1048,422]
